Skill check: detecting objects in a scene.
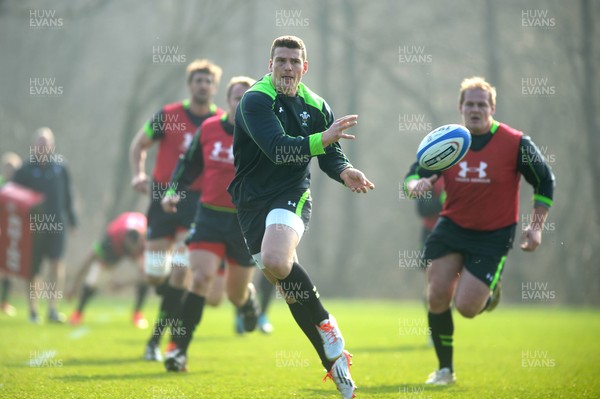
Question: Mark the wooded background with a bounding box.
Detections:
[1,0,598,304]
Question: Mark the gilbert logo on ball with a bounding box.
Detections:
[417,124,471,171]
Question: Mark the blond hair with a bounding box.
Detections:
[186,59,223,84]
[226,76,256,99]
[459,76,496,107]
[2,152,22,169]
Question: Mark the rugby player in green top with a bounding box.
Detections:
[228,35,374,399]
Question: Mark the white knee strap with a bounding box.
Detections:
[265,209,305,241]
[84,262,102,286]
[144,250,172,277]
[171,250,190,269]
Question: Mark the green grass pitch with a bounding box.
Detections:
[1,298,598,398]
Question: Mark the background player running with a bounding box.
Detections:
[66,212,148,328]
[404,76,555,385]
[129,59,223,360]
[161,76,260,372]
[228,36,374,399]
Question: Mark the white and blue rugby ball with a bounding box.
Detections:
[417,124,471,171]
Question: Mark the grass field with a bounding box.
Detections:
[1,298,599,399]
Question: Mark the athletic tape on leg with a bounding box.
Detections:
[171,250,190,269]
[84,262,102,286]
[265,209,305,241]
[144,250,172,277]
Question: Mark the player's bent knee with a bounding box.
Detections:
[455,300,480,319]
[428,292,453,313]
[190,270,215,293]
[261,252,292,277]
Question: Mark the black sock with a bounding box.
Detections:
[288,302,333,371]
[154,278,169,296]
[77,285,96,313]
[279,262,329,325]
[149,285,184,346]
[1,278,11,303]
[258,274,275,315]
[428,309,454,371]
[173,292,206,354]
[134,282,149,313]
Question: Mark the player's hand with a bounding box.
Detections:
[520,225,542,252]
[407,175,438,197]
[131,173,149,193]
[322,115,358,147]
[161,193,180,213]
[340,168,375,193]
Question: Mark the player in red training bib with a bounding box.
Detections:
[160,77,260,372]
[129,60,224,361]
[404,77,555,385]
[67,212,148,327]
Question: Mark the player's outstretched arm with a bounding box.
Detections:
[340,167,375,193]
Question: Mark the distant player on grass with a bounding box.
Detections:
[228,36,374,399]
[66,212,149,328]
[129,59,224,360]
[13,128,78,324]
[404,77,555,385]
[161,76,260,372]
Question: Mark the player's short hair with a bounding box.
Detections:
[186,59,223,85]
[226,76,256,99]
[270,35,307,61]
[2,152,22,169]
[459,76,496,107]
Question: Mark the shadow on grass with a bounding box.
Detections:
[351,343,432,353]
[64,357,149,366]
[54,369,212,382]
[115,335,233,346]
[7,357,148,368]
[305,382,463,397]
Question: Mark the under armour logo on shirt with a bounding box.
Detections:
[279,107,284,113]
[209,141,234,162]
[458,161,488,179]
[288,201,297,207]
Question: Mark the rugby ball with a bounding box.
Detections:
[417,124,471,171]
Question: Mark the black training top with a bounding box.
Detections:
[228,74,352,209]
[13,162,77,227]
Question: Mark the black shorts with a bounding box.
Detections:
[146,183,200,240]
[186,204,254,267]
[31,231,66,276]
[236,189,312,255]
[93,236,122,266]
[424,217,516,289]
